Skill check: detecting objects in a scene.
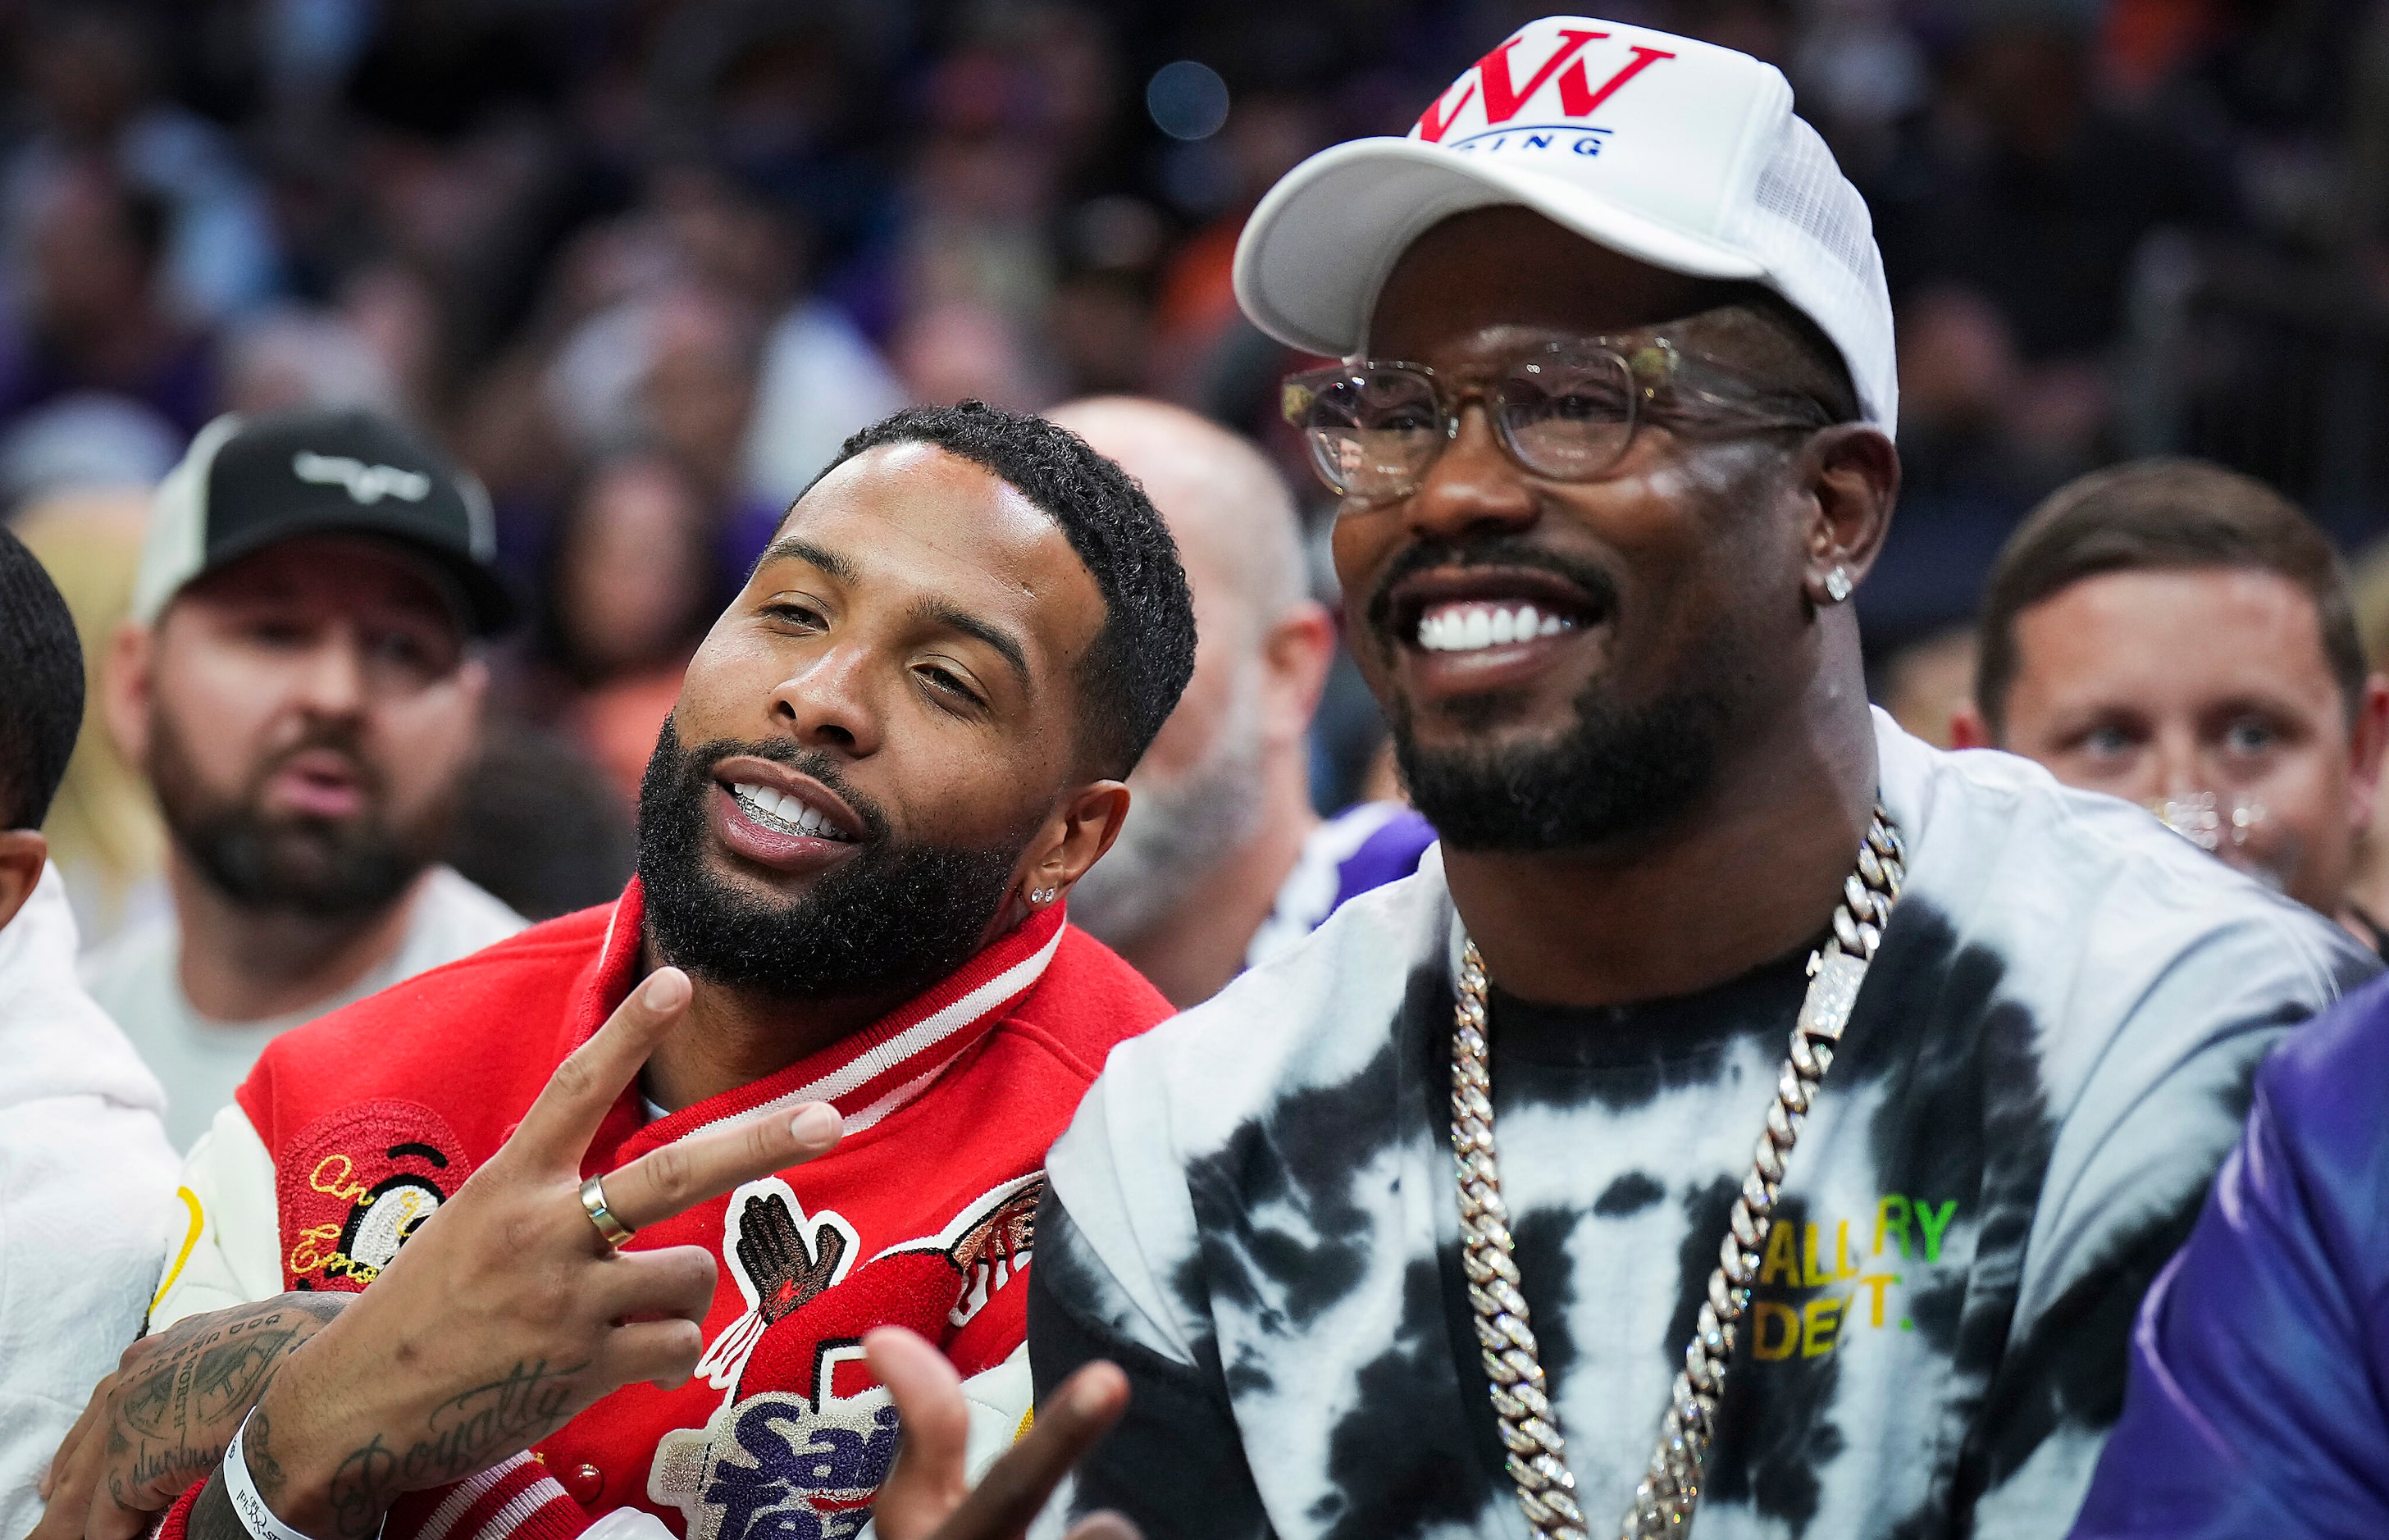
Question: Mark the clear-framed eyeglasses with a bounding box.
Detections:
[1279,337,1841,507]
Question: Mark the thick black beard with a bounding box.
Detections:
[148,708,437,917]
[1368,534,1733,854]
[636,720,1024,1004]
[1391,681,1729,852]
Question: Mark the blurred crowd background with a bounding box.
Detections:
[13,0,2389,939]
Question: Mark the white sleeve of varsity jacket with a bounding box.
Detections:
[960,1343,1033,1475]
[151,1102,285,1328]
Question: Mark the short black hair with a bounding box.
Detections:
[1976,458,2364,736]
[809,401,1197,778]
[0,526,85,829]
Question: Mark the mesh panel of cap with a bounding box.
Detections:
[1727,112,1897,426]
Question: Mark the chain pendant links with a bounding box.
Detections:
[1450,803,1905,1540]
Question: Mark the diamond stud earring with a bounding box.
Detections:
[1029,886,1057,904]
[1822,567,1853,604]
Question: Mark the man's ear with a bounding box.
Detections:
[103,619,156,768]
[1949,704,1996,750]
[1798,425,1900,606]
[2346,674,2389,832]
[0,830,48,934]
[1260,601,1336,750]
[1025,781,1133,904]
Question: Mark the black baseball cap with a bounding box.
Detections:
[132,408,516,636]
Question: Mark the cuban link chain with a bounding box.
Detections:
[1449,803,1906,1540]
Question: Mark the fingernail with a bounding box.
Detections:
[1067,1369,1117,1416]
[789,1104,839,1146]
[642,969,688,1010]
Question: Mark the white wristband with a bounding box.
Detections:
[223,1408,381,1540]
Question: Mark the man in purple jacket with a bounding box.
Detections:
[2071,972,2389,1538]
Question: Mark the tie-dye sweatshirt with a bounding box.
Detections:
[1027,713,2378,1540]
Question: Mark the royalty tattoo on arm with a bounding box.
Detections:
[303,1359,593,1540]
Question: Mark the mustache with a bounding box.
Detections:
[672,729,892,844]
[1362,535,1622,640]
[244,727,383,812]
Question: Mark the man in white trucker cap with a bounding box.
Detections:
[905,16,2369,1540]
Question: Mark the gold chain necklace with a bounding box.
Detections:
[1449,803,1905,1540]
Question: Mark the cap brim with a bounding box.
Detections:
[1234,137,1767,358]
[199,516,518,637]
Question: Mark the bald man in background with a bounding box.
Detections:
[1051,398,1434,1006]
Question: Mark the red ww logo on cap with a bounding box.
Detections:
[1415,28,1676,144]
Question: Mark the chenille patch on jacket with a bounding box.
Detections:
[647,1173,1042,1540]
[276,1099,472,1291]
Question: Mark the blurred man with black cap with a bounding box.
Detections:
[84,408,525,1148]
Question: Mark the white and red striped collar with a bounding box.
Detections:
[575,879,1069,1147]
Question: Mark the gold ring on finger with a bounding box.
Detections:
[580,1174,636,1249]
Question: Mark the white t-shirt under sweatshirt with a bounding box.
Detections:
[82,866,523,1149]
[0,863,176,1538]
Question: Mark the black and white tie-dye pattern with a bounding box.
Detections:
[1028,714,2380,1540]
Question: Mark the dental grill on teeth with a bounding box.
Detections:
[1417,604,1575,653]
[731,783,850,841]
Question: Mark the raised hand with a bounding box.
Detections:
[203,967,842,1540]
[864,1328,1138,1540]
[33,1294,350,1540]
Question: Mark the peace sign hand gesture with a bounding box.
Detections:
[230,967,841,1540]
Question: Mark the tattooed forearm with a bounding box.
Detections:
[247,1405,287,1505]
[310,1358,590,1538]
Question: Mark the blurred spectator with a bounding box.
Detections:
[83,409,524,1147]
[2341,529,2389,926]
[0,0,2355,950]
[2,4,281,323]
[1872,10,2236,368]
[892,297,1058,410]
[0,159,216,438]
[0,523,173,1538]
[0,393,180,513]
[11,489,167,942]
[1047,194,1167,397]
[1954,459,2389,943]
[219,304,403,417]
[1877,623,1980,750]
[1051,396,1432,1006]
[741,292,908,509]
[545,276,782,581]
[443,720,635,922]
[536,448,720,803]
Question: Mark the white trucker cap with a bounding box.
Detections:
[1233,16,1899,433]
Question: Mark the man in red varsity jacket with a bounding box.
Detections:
[40,402,1198,1540]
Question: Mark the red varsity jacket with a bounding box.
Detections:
[147,881,1170,1540]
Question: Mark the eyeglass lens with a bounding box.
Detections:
[1296,347,1641,501]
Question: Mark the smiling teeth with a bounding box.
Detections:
[1417,604,1571,653]
[731,783,851,841]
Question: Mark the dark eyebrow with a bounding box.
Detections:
[755,535,859,584]
[757,531,1032,691]
[912,597,1031,692]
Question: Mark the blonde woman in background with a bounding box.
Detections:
[11,486,167,945]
